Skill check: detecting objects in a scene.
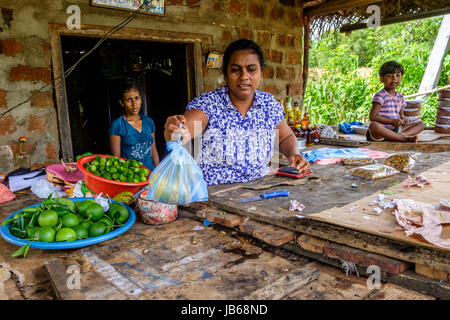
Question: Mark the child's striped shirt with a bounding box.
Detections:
[372,89,406,129]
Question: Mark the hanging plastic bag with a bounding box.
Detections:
[145,135,208,205]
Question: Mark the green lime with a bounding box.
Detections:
[98,217,113,233]
[72,225,89,240]
[38,209,58,227]
[37,226,56,242]
[26,226,40,239]
[80,220,93,231]
[55,228,77,242]
[108,203,129,224]
[76,199,95,216]
[61,213,79,228]
[85,202,104,221]
[89,222,107,237]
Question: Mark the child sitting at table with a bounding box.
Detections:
[367,60,424,142]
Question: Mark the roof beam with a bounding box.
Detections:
[340,6,450,32]
[305,0,383,17]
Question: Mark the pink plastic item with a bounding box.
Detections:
[0,183,15,204]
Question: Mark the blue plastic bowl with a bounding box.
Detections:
[0,197,135,249]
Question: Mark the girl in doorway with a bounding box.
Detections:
[109,83,159,171]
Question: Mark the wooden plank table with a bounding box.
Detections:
[208,151,450,275]
[1,145,449,300]
[0,192,434,300]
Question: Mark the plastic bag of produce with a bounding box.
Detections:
[145,140,208,205]
[342,155,376,166]
[383,152,421,173]
[344,164,400,180]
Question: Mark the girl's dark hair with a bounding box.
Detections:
[222,39,265,75]
[119,81,140,101]
[379,61,404,76]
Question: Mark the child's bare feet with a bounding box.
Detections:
[402,134,418,143]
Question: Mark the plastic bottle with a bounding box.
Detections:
[15,136,30,169]
[285,97,292,113]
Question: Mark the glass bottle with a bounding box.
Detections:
[306,125,314,146]
[15,136,30,169]
[313,124,320,144]
[301,105,310,129]
[300,123,307,139]
[293,101,300,120]
[294,124,301,137]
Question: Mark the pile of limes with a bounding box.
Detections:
[3,196,130,257]
[84,156,150,183]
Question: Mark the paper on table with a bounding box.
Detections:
[8,170,46,192]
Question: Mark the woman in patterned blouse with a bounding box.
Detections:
[164,39,310,185]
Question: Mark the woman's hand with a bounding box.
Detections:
[288,154,310,174]
[164,110,209,145]
[164,115,190,144]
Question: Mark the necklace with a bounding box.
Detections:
[125,115,141,122]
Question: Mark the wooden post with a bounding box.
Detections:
[416,14,450,100]
[301,17,311,108]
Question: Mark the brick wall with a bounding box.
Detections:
[0,0,304,168]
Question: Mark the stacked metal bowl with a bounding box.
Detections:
[436,90,450,134]
[403,99,423,124]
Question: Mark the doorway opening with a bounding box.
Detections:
[61,36,195,161]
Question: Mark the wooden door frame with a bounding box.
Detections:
[49,23,211,161]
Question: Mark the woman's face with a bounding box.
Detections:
[225,49,262,103]
[120,88,141,116]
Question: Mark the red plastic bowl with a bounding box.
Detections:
[76,154,150,198]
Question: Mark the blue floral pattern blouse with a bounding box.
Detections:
[186,85,284,185]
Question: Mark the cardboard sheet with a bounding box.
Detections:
[307,160,450,251]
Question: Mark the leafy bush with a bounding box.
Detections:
[306,16,450,126]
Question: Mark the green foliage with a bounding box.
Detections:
[306,16,450,126]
